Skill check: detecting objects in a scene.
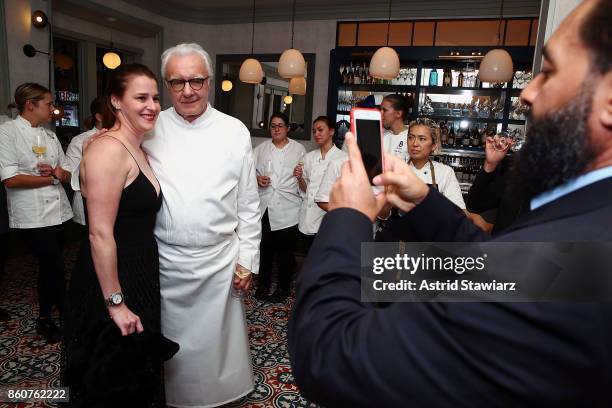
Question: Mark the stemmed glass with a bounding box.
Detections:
[32,131,47,173]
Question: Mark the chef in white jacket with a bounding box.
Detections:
[142,43,261,408]
[62,98,102,228]
[253,112,305,303]
[296,116,346,251]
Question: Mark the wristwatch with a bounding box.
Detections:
[51,175,59,185]
[105,292,124,307]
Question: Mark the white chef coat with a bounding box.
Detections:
[253,139,305,231]
[384,127,409,163]
[314,154,349,204]
[142,104,261,408]
[0,115,73,229]
[298,145,347,234]
[62,128,98,225]
[409,160,466,209]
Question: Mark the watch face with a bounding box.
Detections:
[111,293,123,305]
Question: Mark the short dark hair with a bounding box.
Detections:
[269,112,289,127]
[313,115,335,130]
[101,64,158,130]
[382,94,410,121]
[579,0,612,74]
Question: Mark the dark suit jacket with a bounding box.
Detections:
[289,177,612,407]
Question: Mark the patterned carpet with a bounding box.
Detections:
[0,239,315,408]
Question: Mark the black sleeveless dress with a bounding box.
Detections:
[61,169,173,408]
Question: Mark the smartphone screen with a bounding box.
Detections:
[355,118,383,184]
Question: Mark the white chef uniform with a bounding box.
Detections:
[62,128,98,225]
[298,145,347,235]
[143,104,261,408]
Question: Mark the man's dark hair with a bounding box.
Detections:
[580,0,612,74]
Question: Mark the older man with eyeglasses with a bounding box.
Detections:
[142,43,261,408]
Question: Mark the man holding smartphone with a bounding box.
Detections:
[289,0,612,405]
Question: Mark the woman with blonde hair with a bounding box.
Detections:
[376,117,465,241]
[0,83,73,343]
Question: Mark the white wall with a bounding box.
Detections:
[543,0,581,42]
[4,0,52,93]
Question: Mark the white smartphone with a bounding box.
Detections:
[350,107,384,191]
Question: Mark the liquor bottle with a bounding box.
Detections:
[448,124,456,146]
[440,121,449,145]
[461,127,471,147]
[458,70,464,87]
[455,126,463,147]
[443,68,452,87]
[348,62,355,85]
[341,64,347,84]
[471,126,481,147]
[365,64,371,84]
[428,69,439,86]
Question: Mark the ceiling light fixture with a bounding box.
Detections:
[369,0,400,80]
[479,0,513,83]
[32,10,48,29]
[221,74,233,92]
[288,76,306,95]
[278,0,306,78]
[239,0,264,83]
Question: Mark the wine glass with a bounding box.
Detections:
[32,131,47,169]
[492,131,512,151]
[265,160,273,177]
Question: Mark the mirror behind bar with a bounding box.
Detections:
[214,53,316,140]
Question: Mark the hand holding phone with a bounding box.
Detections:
[350,108,385,188]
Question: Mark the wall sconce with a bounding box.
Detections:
[32,10,49,29]
[284,95,293,105]
[52,105,65,120]
[23,44,49,58]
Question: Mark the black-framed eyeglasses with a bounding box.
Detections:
[165,77,209,92]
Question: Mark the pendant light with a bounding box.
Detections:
[479,0,513,83]
[278,0,306,78]
[284,95,293,105]
[240,0,264,83]
[103,30,121,70]
[369,0,400,80]
[221,73,233,92]
[288,76,306,95]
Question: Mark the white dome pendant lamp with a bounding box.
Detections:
[239,0,264,84]
[288,76,306,95]
[369,0,400,80]
[278,0,306,78]
[479,0,513,83]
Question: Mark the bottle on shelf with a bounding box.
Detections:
[440,120,449,145]
[443,68,452,87]
[458,70,465,87]
[341,65,348,85]
[348,62,355,85]
[428,69,438,86]
[455,126,463,147]
[448,123,456,146]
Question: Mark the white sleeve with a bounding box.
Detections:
[62,135,83,173]
[236,136,262,274]
[439,165,466,209]
[314,158,345,203]
[0,125,19,181]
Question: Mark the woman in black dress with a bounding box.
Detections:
[62,64,177,407]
